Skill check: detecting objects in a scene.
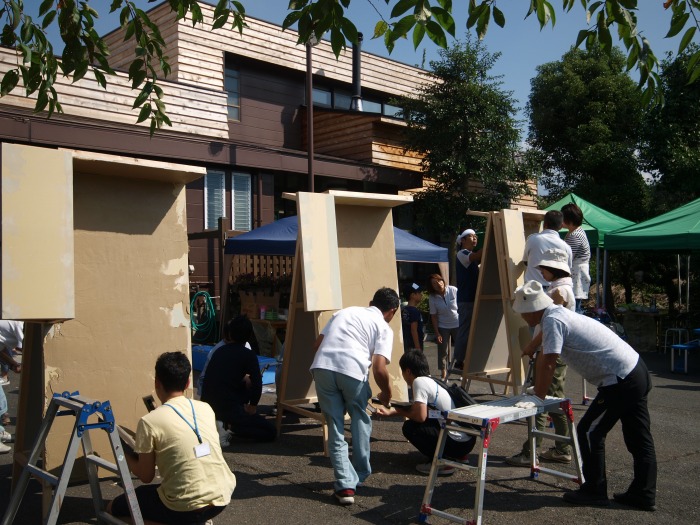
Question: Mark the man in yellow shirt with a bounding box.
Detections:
[108,351,236,524]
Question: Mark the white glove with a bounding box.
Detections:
[514,395,545,409]
[525,386,535,395]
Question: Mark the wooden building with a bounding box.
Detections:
[1,1,537,311]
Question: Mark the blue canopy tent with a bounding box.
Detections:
[224,215,448,263]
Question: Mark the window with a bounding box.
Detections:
[204,170,226,230]
[383,103,402,118]
[312,86,332,107]
[225,65,240,121]
[231,172,251,231]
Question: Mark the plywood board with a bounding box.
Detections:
[1,143,75,320]
[297,193,342,312]
[334,204,407,400]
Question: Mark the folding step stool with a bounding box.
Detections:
[1,391,143,525]
[418,395,584,525]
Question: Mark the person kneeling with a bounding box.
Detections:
[108,351,236,524]
[375,349,476,476]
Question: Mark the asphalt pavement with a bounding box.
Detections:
[1,343,699,524]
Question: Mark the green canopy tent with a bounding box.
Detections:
[545,193,635,307]
[605,197,700,310]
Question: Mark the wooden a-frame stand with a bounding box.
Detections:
[461,209,545,395]
[274,191,411,454]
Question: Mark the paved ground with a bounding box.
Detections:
[1,343,699,524]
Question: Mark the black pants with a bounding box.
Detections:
[403,418,476,460]
[577,359,657,504]
[225,411,277,442]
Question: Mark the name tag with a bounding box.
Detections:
[194,441,211,458]
[428,409,442,419]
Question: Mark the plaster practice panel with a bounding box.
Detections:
[1,143,74,320]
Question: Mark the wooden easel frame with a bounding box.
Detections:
[274,191,411,454]
[461,209,545,395]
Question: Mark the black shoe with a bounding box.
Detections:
[453,361,464,370]
[563,488,610,507]
[613,492,656,512]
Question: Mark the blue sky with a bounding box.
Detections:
[24,0,685,133]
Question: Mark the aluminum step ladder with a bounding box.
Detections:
[1,391,143,525]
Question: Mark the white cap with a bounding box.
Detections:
[512,280,553,313]
[457,229,476,242]
[535,248,571,275]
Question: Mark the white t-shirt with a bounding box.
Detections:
[412,376,468,442]
[310,306,393,382]
[135,396,236,512]
[523,230,573,285]
[541,305,638,387]
[0,321,24,350]
[428,285,459,329]
[548,278,576,311]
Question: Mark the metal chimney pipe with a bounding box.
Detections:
[350,33,363,111]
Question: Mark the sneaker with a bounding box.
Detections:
[0,431,13,443]
[0,377,9,386]
[505,452,538,467]
[0,442,10,454]
[334,489,355,505]
[563,488,610,507]
[415,462,455,476]
[613,492,656,512]
[204,520,214,525]
[540,448,572,463]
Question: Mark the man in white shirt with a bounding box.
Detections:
[522,211,573,287]
[512,281,657,512]
[310,287,400,506]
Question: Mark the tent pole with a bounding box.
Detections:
[678,254,682,310]
[687,255,691,312]
[602,250,608,310]
[596,247,601,309]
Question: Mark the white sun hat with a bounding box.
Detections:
[535,248,571,275]
[512,280,554,313]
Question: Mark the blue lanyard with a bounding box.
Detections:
[163,398,202,444]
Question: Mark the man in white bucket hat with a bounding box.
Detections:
[506,249,574,468]
[511,280,657,511]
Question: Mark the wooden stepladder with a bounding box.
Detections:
[1,392,143,525]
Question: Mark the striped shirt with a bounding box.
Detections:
[565,227,591,262]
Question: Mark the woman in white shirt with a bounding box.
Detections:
[427,274,459,380]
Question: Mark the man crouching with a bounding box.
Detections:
[108,351,236,524]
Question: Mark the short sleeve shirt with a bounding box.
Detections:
[412,376,468,441]
[310,306,393,382]
[523,230,573,285]
[135,396,236,512]
[540,305,638,387]
[428,286,459,329]
[0,321,24,350]
[401,305,424,351]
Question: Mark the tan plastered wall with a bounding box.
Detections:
[42,172,191,472]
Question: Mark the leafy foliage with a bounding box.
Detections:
[396,38,531,270]
[1,1,699,134]
[527,46,649,221]
[640,44,700,211]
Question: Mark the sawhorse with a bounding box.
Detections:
[1,391,143,525]
[419,395,584,525]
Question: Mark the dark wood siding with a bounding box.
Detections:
[229,63,305,150]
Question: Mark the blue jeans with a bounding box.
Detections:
[312,368,372,492]
[454,302,474,363]
[0,384,7,434]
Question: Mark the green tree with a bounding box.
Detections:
[527,46,648,221]
[1,0,699,133]
[640,44,700,211]
[398,38,531,276]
